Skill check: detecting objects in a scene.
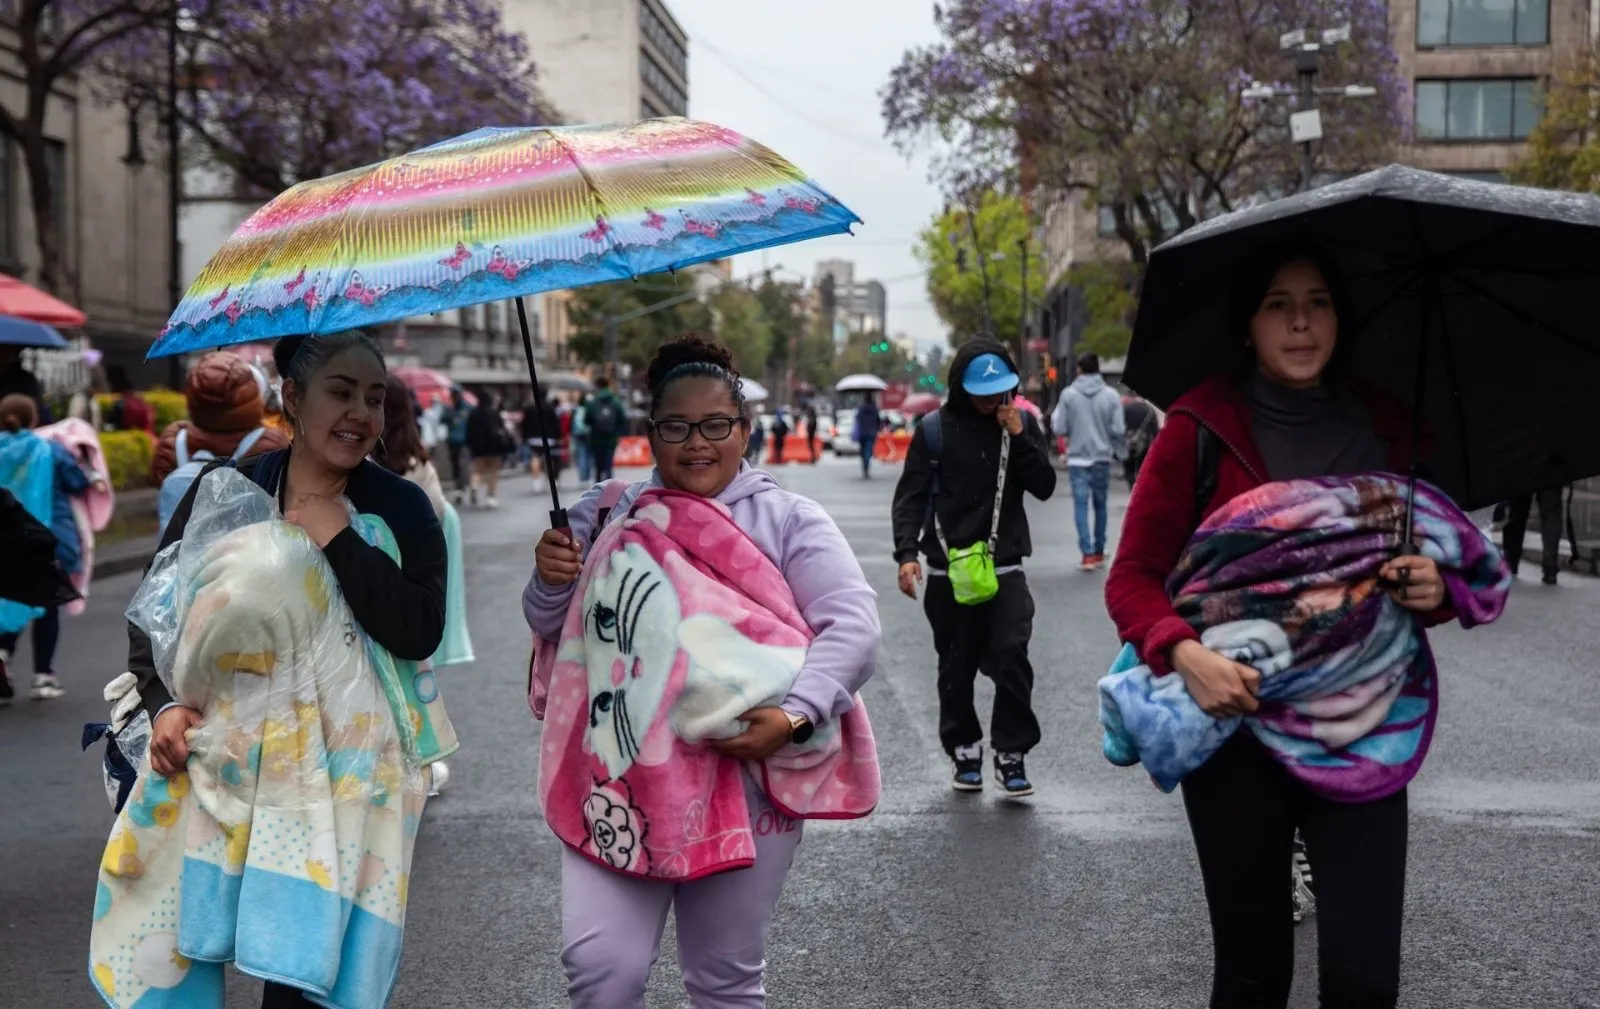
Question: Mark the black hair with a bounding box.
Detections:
[646,332,747,419]
[1077,352,1100,375]
[273,330,386,422]
[595,376,611,390]
[1227,241,1352,384]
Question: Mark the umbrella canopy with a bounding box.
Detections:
[0,316,68,349]
[1012,393,1043,418]
[1126,164,1600,511]
[148,118,861,358]
[739,376,769,402]
[0,274,85,327]
[900,392,942,416]
[548,374,593,393]
[835,373,888,393]
[392,365,472,409]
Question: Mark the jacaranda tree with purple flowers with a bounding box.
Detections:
[883,0,1404,265]
[112,0,552,199]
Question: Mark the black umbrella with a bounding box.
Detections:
[1126,164,1600,517]
[0,487,79,609]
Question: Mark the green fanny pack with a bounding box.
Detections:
[935,426,1010,606]
[945,541,999,605]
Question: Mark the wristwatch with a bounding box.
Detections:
[784,710,815,745]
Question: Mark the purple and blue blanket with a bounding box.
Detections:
[1099,473,1511,802]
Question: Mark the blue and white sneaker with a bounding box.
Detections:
[951,744,984,792]
[994,753,1033,797]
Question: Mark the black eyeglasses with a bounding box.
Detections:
[651,416,742,444]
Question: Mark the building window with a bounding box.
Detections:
[640,48,688,116]
[43,139,66,251]
[1415,79,1540,140]
[1418,0,1547,46]
[639,2,687,78]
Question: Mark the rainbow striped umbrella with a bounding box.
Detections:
[148,118,860,358]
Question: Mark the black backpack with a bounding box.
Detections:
[589,396,621,437]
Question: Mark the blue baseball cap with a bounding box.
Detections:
[962,352,1020,396]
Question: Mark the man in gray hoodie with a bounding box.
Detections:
[1051,352,1126,570]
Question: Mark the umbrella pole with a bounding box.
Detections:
[515,296,568,532]
[1401,288,1435,562]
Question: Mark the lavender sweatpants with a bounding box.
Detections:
[560,782,803,1008]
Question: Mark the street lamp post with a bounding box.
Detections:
[1241,25,1376,193]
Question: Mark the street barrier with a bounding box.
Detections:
[614,436,653,468]
[875,431,911,463]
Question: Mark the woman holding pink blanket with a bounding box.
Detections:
[526,334,882,1008]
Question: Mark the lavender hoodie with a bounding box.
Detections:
[523,465,880,725]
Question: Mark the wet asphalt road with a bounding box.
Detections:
[2,457,1597,1008]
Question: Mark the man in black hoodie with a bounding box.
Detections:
[891,338,1057,796]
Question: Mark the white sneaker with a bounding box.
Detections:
[485,496,500,509]
[428,760,451,796]
[30,673,65,700]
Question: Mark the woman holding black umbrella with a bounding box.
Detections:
[1104,247,1484,1007]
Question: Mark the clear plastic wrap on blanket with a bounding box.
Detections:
[125,467,423,812]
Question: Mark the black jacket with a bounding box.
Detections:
[891,339,1057,569]
[466,404,512,456]
[128,450,447,719]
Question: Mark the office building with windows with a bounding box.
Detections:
[1395,0,1593,180]
[504,0,689,124]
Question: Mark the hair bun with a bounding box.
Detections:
[646,332,737,392]
[273,335,307,378]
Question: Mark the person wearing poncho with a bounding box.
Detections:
[1104,248,1509,1008]
[107,331,452,1009]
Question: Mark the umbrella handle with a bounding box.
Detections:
[551,509,570,542]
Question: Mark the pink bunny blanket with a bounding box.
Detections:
[538,487,879,882]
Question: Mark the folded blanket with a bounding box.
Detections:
[92,470,432,1009]
[539,488,878,881]
[1099,474,1510,801]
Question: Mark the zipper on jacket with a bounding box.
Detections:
[1168,407,1268,486]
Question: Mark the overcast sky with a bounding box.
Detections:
[667,0,946,351]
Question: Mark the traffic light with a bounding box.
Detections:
[869,340,891,354]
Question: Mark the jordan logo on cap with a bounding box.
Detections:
[983,360,1000,376]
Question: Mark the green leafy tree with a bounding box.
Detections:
[791,319,838,392]
[706,284,773,379]
[1068,261,1139,360]
[833,333,914,382]
[1509,53,1600,192]
[754,279,806,377]
[566,275,713,378]
[915,191,1043,349]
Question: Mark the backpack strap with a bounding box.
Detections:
[921,411,943,544]
[174,426,192,468]
[1192,424,1220,531]
[592,478,630,539]
[229,426,267,463]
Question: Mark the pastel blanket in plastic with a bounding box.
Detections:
[539,487,879,882]
[1098,474,1510,801]
[90,469,438,1009]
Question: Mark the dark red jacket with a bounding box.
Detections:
[1105,374,1436,676]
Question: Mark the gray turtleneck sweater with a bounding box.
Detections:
[1246,372,1392,482]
